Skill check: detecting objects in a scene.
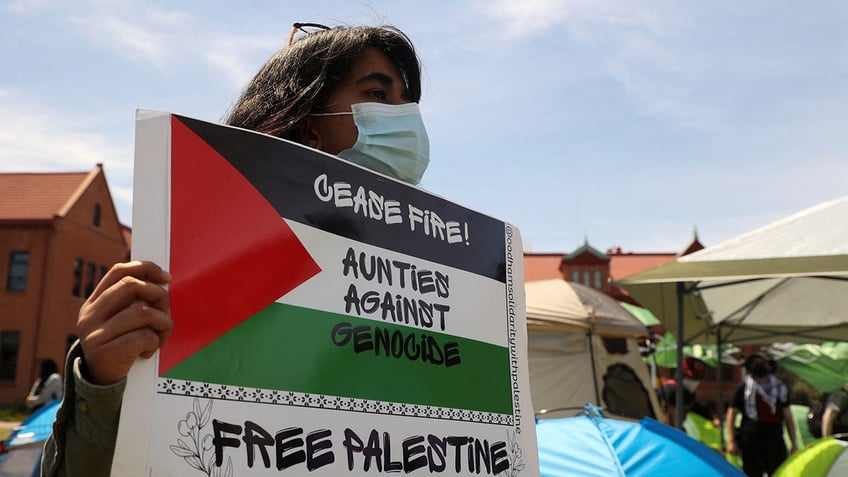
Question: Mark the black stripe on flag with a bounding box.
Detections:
[176,115,507,283]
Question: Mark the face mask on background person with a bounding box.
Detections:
[751,363,769,378]
[312,102,430,185]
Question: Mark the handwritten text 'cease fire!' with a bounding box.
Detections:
[314,174,470,246]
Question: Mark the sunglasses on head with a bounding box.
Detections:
[287,22,330,47]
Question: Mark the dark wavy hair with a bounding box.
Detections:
[225,25,421,142]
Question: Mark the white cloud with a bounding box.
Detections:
[470,1,714,127]
[203,34,281,91]
[0,88,134,221]
[0,89,127,170]
[480,0,575,37]
[603,38,722,131]
[64,2,194,70]
[48,1,278,90]
[477,0,665,40]
[4,0,68,14]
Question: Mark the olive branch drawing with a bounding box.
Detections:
[501,430,526,477]
[169,398,232,477]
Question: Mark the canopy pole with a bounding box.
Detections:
[716,325,725,450]
[587,311,601,405]
[649,335,658,387]
[675,281,685,429]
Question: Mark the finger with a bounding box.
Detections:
[81,276,170,330]
[89,261,172,302]
[83,304,172,350]
[84,327,166,385]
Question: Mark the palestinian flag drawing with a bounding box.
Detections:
[117,111,536,476]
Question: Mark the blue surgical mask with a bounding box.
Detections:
[312,102,430,185]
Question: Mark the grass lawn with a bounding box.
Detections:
[0,402,30,440]
[0,425,15,441]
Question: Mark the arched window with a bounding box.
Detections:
[594,269,602,289]
[583,269,590,286]
[571,270,579,283]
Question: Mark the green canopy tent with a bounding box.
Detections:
[616,196,848,428]
[769,342,848,394]
[620,302,661,327]
[649,332,737,369]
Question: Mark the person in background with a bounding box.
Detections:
[656,380,694,428]
[726,352,797,477]
[822,383,848,437]
[26,358,62,413]
[41,22,428,477]
[656,357,704,428]
[681,357,722,425]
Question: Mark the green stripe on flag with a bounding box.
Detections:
[163,302,513,415]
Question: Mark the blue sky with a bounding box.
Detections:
[2,0,846,253]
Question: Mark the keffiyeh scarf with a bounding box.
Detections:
[743,374,786,420]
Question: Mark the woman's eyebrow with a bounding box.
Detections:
[355,72,394,86]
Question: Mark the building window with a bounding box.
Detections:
[571,270,579,283]
[583,269,591,287]
[0,331,20,382]
[594,269,602,289]
[93,203,102,227]
[72,258,83,297]
[85,262,96,297]
[6,251,29,292]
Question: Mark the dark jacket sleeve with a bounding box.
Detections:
[729,384,744,411]
[41,340,127,477]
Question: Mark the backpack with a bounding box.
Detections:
[808,390,848,438]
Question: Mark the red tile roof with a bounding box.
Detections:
[525,251,677,283]
[609,253,676,280]
[0,169,94,221]
[524,253,564,282]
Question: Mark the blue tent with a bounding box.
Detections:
[5,400,59,447]
[537,405,743,476]
[0,399,60,477]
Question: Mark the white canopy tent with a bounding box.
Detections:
[617,195,848,345]
[616,195,848,427]
[525,279,661,421]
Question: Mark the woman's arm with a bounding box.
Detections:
[41,261,173,477]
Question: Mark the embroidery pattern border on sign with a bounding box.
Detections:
[158,378,514,425]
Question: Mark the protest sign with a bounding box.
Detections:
[114,110,538,476]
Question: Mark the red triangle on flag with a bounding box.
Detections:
[160,117,321,374]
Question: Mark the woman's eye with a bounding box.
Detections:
[368,89,388,100]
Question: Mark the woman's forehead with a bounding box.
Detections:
[347,49,404,82]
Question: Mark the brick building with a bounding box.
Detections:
[523,239,696,302]
[523,236,748,408]
[0,164,129,404]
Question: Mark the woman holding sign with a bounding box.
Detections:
[41,22,429,477]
